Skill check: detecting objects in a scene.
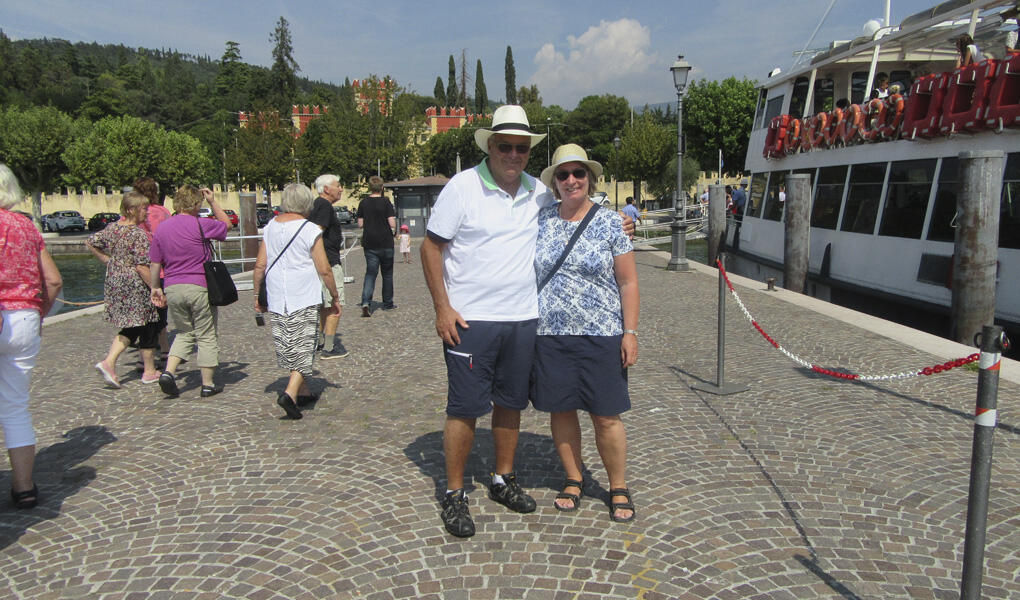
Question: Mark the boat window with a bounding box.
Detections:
[839,162,887,234]
[754,89,768,129]
[813,78,834,114]
[748,173,768,218]
[927,158,958,242]
[850,72,869,104]
[811,166,848,229]
[763,95,784,125]
[790,77,810,118]
[763,172,788,222]
[1002,152,1020,250]
[879,159,936,239]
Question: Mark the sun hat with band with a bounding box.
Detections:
[539,144,604,190]
[474,105,547,153]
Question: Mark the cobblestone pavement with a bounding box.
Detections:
[2,246,1017,599]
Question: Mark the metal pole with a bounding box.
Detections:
[960,325,1007,600]
[667,89,689,272]
[952,151,1004,345]
[693,253,749,396]
[784,173,812,293]
[707,184,726,266]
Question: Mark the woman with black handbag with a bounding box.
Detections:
[253,183,340,420]
[149,185,232,398]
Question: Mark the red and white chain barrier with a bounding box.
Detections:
[715,260,979,381]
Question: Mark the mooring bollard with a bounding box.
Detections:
[693,254,749,396]
[960,324,1009,600]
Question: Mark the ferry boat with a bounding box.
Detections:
[732,0,1019,342]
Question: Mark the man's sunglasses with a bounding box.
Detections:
[554,168,588,182]
[494,143,531,155]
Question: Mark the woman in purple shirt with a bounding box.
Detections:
[149,186,231,398]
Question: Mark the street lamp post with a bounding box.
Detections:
[667,55,692,272]
[613,135,621,211]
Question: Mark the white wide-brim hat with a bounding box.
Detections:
[474,105,547,153]
[539,144,603,190]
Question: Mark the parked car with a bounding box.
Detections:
[335,206,356,224]
[590,192,610,207]
[198,207,212,218]
[256,207,272,228]
[223,209,239,228]
[88,212,121,231]
[41,210,86,232]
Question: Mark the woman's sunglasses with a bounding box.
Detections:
[554,168,588,182]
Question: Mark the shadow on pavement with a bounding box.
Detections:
[0,425,117,550]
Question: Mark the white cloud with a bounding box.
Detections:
[529,19,658,107]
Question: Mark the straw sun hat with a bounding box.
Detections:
[474,105,547,153]
[539,144,603,190]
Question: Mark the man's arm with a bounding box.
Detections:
[420,234,467,346]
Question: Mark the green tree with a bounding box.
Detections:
[504,46,516,104]
[421,121,487,177]
[563,94,629,166]
[62,115,212,189]
[215,41,248,111]
[269,16,299,113]
[446,55,458,108]
[518,84,541,107]
[0,105,75,221]
[683,76,757,174]
[226,109,293,190]
[433,76,445,106]
[474,59,488,115]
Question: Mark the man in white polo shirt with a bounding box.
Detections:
[422,105,548,538]
[423,106,634,538]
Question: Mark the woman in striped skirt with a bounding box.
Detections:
[253,183,341,419]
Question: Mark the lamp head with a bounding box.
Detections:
[671,55,692,92]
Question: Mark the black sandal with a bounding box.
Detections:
[11,484,38,509]
[554,479,582,512]
[608,488,636,523]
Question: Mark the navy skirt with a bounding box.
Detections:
[531,334,630,416]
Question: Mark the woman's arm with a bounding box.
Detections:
[613,251,640,368]
[253,241,267,312]
[38,248,63,318]
[85,238,109,264]
[135,264,152,286]
[311,237,340,315]
[203,188,231,228]
[149,261,167,308]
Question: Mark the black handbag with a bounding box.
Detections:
[198,218,238,306]
[259,220,309,308]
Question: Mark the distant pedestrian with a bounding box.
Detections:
[731,180,748,219]
[253,183,340,420]
[0,164,63,510]
[88,192,161,388]
[356,176,396,316]
[621,197,641,224]
[133,177,171,360]
[308,174,349,359]
[149,186,231,398]
[398,224,412,263]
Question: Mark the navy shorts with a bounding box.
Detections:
[531,335,630,416]
[443,320,537,419]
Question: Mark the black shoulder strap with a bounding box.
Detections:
[265,220,309,275]
[537,203,600,293]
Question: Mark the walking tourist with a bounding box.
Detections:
[356,176,396,316]
[253,184,341,420]
[308,174,349,359]
[533,144,639,522]
[0,164,63,509]
[88,192,162,388]
[133,177,172,360]
[149,186,231,398]
[398,224,412,263]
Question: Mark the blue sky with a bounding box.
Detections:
[3,1,944,109]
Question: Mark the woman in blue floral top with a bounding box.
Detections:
[533,144,640,522]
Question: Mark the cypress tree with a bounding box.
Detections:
[474,59,488,114]
[434,76,445,106]
[505,46,516,104]
[446,55,458,108]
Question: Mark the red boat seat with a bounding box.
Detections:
[939,60,998,134]
[984,52,1020,130]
